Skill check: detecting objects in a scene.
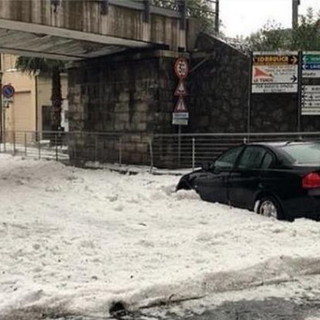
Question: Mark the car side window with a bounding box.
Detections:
[215,146,243,170]
[237,146,268,169]
[261,152,274,169]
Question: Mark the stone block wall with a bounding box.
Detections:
[251,92,320,133]
[68,50,182,165]
[188,34,250,133]
[68,34,320,168]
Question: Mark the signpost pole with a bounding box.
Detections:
[2,107,5,152]
[1,83,15,150]
[297,50,303,132]
[247,52,253,140]
[178,125,181,168]
[0,71,2,147]
[173,57,189,168]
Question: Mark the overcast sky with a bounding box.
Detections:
[220,0,320,37]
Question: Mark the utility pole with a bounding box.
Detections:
[215,0,220,33]
[292,0,300,29]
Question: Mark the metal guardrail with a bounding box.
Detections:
[152,132,320,169]
[1,131,320,170]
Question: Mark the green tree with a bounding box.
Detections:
[153,0,217,33]
[291,8,320,50]
[246,8,320,51]
[15,57,65,131]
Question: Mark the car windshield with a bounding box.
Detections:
[280,143,320,165]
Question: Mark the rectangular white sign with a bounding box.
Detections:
[252,83,298,93]
[252,52,298,93]
[252,65,298,85]
[302,70,320,78]
[301,109,320,115]
[302,100,320,108]
[172,118,188,125]
[172,112,189,119]
[302,85,320,93]
[302,93,320,100]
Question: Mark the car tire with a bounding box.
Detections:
[257,196,285,220]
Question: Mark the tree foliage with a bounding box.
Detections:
[246,8,320,51]
[152,0,217,33]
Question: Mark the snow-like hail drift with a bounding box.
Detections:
[0,154,320,318]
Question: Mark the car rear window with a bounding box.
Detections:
[280,143,320,165]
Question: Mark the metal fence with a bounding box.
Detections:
[2,131,320,171]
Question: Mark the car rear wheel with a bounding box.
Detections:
[257,196,284,220]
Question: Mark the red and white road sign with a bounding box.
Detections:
[174,58,189,79]
[174,80,188,96]
[174,96,188,112]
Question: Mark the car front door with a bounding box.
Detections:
[194,146,244,204]
[228,146,274,209]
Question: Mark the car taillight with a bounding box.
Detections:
[302,172,320,189]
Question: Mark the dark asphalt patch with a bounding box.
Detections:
[1,297,320,320]
[123,297,320,320]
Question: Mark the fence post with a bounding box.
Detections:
[24,132,27,156]
[178,126,182,168]
[12,131,16,156]
[95,134,98,163]
[38,132,41,159]
[119,136,122,167]
[55,133,58,161]
[149,137,154,173]
[3,129,6,152]
[192,137,195,171]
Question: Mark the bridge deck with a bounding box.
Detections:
[0,0,186,60]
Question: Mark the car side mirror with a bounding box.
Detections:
[201,161,214,171]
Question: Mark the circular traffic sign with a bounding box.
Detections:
[2,84,15,99]
[174,57,189,79]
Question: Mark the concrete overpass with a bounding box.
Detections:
[0,0,187,60]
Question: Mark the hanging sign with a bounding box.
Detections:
[173,57,189,126]
[174,80,188,96]
[252,52,298,93]
[302,52,320,78]
[2,84,15,99]
[302,52,320,115]
[172,97,188,125]
[174,57,189,79]
[174,96,188,113]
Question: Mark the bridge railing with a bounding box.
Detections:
[2,131,320,171]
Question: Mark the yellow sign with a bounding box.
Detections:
[253,55,298,65]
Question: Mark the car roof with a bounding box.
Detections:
[246,141,320,148]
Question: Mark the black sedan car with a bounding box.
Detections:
[176,141,320,221]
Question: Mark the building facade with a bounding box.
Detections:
[1,54,68,141]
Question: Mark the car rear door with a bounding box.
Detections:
[194,146,244,204]
[228,146,274,209]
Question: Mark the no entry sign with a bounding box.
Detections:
[2,84,15,98]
